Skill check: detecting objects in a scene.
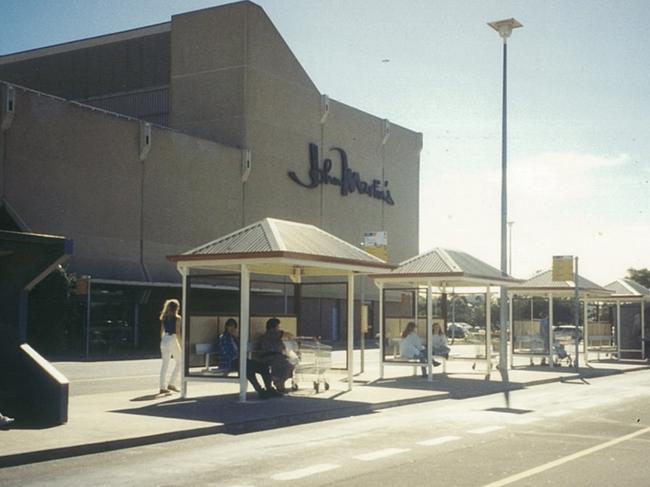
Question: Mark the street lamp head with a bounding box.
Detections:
[488,18,523,41]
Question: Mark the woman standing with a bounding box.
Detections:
[159,299,182,394]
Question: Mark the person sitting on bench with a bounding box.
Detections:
[432,323,451,359]
[218,319,281,399]
[399,321,440,376]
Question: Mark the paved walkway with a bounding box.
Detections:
[0,354,647,468]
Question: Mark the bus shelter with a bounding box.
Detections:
[600,279,649,361]
[508,270,612,368]
[371,248,519,381]
[168,218,393,402]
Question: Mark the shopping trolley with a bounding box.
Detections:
[288,336,332,392]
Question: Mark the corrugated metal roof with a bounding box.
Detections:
[390,248,510,281]
[514,269,610,295]
[186,220,273,256]
[179,218,385,265]
[271,219,378,262]
[605,278,650,297]
[388,248,454,274]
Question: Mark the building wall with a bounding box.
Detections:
[242,2,421,264]
[0,85,242,281]
[0,29,171,123]
[169,3,248,147]
[1,0,421,277]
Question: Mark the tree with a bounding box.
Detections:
[626,268,650,288]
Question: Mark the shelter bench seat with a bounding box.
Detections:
[587,335,617,360]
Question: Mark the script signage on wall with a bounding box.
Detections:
[288,143,395,205]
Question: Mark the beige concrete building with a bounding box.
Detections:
[0,1,421,350]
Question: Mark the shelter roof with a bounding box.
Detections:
[168,218,394,276]
[371,247,518,287]
[512,270,612,297]
[604,278,650,298]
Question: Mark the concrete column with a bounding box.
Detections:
[180,267,188,398]
[347,273,355,390]
[239,264,250,402]
[378,281,384,379]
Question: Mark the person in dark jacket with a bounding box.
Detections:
[258,317,295,393]
[218,319,281,399]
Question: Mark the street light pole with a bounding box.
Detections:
[507,221,515,274]
[488,18,522,376]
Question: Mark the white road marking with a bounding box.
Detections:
[467,426,504,434]
[545,409,571,417]
[513,416,543,424]
[271,464,339,480]
[417,435,461,446]
[354,448,411,461]
[481,426,650,487]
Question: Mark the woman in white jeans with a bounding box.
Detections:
[159,299,182,394]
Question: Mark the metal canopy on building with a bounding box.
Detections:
[511,269,612,298]
[604,278,650,300]
[371,248,517,380]
[509,269,613,368]
[602,279,648,360]
[371,247,519,287]
[169,218,394,278]
[169,218,394,402]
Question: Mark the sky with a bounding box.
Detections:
[1,0,649,285]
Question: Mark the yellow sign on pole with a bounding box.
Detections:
[552,255,574,281]
[360,304,369,333]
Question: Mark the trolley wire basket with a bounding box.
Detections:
[288,336,332,392]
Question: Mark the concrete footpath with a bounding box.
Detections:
[1,356,647,468]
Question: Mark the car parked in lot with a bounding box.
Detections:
[447,322,472,339]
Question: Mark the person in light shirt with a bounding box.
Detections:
[399,322,440,376]
[431,322,451,359]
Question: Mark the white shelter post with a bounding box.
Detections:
[641,300,646,360]
[239,264,250,403]
[347,273,355,390]
[180,266,188,398]
[584,299,590,366]
[486,286,492,378]
[548,294,554,368]
[377,281,384,379]
[573,257,580,368]
[509,291,514,368]
[616,300,621,360]
[427,283,433,381]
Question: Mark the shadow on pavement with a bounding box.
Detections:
[368,375,524,399]
[114,392,378,435]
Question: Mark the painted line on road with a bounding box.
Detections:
[467,426,504,434]
[354,448,411,461]
[481,426,650,487]
[417,435,461,446]
[513,416,543,425]
[544,409,571,417]
[271,464,339,480]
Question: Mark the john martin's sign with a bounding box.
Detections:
[288,143,395,205]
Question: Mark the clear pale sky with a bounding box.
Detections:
[1,0,648,284]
